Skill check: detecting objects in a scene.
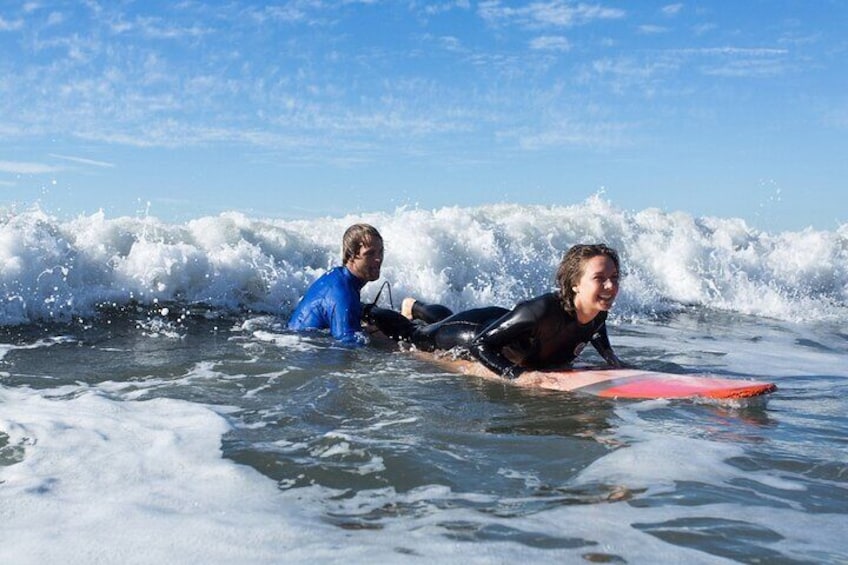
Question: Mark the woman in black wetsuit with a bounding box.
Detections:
[365,243,624,379]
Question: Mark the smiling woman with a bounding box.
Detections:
[365,243,624,379]
[559,243,621,324]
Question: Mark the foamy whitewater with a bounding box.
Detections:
[1,197,847,563]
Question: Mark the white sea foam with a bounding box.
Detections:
[0,384,746,564]
[2,198,846,326]
[0,386,333,563]
[1,385,539,563]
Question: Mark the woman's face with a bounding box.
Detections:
[572,255,619,321]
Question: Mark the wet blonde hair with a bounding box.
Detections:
[556,243,620,312]
[342,224,383,265]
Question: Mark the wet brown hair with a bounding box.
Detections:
[342,223,383,265]
[556,243,620,312]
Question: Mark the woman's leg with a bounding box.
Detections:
[367,302,508,353]
[403,298,454,323]
[365,306,417,341]
[413,307,509,351]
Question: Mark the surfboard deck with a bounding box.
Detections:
[411,351,777,401]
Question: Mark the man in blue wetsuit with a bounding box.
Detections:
[288,224,384,346]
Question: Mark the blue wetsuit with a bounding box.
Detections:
[288,266,367,346]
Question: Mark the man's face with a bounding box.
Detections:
[346,238,383,282]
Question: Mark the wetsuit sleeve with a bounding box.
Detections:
[329,299,366,346]
[469,306,537,379]
[363,306,416,342]
[590,324,623,367]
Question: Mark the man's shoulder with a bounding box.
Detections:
[306,267,349,291]
[319,265,345,281]
[321,266,360,285]
[326,266,363,294]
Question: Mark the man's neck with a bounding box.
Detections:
[343,264,367,287]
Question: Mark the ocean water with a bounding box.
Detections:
[1,198,847,564]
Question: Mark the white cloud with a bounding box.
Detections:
[105,14,211,40]
[46,11,64,26]
[591,56,679,81]
[508,119,630,150]
[778,31,822,47]
[638,24,668,35]
[0,0,835,169]
[49,154,116,168]
[676,47,789,78]
[438,35,465,52]
[0,161,62,174]
[588,46,790,92]
[701,57,786,78]
[677,47,788,57]
[693,23,717,36]
[479,0,625,29]
[244,3,323,25]
[662,3,684,17]
[0,16,24,31]
[529,35,571,52]
[422,1,472,17]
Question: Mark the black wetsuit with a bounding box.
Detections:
[366,292,619,378]
[469,293,617,378]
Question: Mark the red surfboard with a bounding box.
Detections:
[412,352,777,401]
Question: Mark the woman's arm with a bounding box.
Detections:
[590,325,624,367]
[469,305,538,379]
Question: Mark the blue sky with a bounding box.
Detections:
[1,1,846,231]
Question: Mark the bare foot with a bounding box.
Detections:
[401,297,416,320]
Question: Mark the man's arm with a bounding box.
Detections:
[328,295,367,346]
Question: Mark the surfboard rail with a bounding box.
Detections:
[413,352,777,400]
